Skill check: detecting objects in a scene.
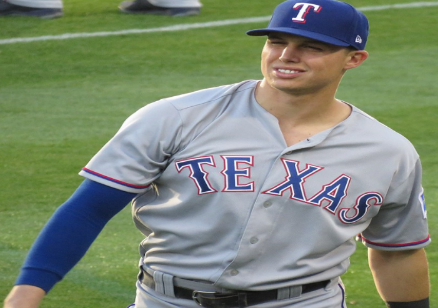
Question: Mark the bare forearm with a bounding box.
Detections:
[3,285,46,308]
[369,248,429,302]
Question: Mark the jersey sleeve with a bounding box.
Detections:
[79,100,182,193]
[360,158,430,250]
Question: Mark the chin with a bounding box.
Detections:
[270,81,301,93]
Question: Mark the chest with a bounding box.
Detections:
[158,139,392,226]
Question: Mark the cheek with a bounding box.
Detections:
[313,57,345,75]
[260,48,279,71]
[261,48,269,62]
[260,50,270,75]
[324,54,351,72]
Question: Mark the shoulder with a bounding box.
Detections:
[337,105,423,188]
[349,106,417,153]
[340,105,420,178]
[161,80,258,111]
[116,80,259,147]
[126,80,258,121]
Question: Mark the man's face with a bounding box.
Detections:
[260,33,356,96]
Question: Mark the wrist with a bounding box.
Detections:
[4,285,45,308]
[386,298,429,308]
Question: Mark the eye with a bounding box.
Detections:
[304,44,324,51]
[267,38,286,45]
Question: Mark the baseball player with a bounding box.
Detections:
[0,0,63,18]
[0,0,200,18]
[119,0,202,16]
[3,0,431,308]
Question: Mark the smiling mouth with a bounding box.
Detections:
[277,68,302,74]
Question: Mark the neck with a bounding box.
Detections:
[255,80,351,146]
[255,79,341,121]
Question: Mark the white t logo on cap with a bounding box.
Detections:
[292,3,321,23]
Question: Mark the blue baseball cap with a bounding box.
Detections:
[247,0,369,50]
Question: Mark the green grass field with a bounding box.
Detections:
[0,0,437,307]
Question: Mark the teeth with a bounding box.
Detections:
[278,69,300,74]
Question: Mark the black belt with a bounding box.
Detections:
[138,269,329,308]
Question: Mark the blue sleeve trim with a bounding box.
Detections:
[15,179,137,293]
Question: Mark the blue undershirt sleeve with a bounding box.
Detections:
[15,179,137,293]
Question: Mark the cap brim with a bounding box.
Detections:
[246,27,350,47]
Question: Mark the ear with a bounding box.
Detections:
[344,50,369,70]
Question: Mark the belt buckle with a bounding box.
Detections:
[192,290,247,308]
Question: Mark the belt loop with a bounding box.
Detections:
[277,287,289,300]
[153,271,175,297]
[277,285,302,300]
[163,273,175,297]
[289,285,302,298]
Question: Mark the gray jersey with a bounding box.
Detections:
[79,80,430,291]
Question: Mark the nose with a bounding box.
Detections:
[279,44,300,63]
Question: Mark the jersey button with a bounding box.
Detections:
[230,269,239,276]
[263,201,272,208]
[250,237,259,244]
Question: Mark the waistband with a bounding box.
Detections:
[138,267,330,308]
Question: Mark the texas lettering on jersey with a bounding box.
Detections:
[175,155,383,224]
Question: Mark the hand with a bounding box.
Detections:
[3,285,46,308]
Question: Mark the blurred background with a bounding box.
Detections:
[1,0,437,306]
